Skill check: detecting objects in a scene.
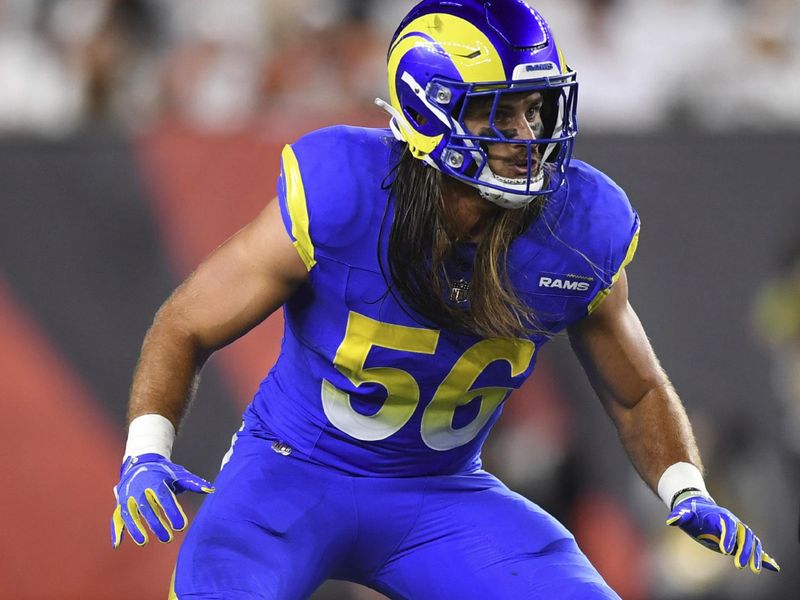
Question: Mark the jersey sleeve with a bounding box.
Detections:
[276,126,391,272]
[545,160,639,323]
[586,212,639,314]
[580,165,640,314]
[277,142,317,271]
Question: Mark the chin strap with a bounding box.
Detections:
[374,98,405,143]
[374,97,438,166]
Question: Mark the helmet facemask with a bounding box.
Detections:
[378,71,577,209]
[442,76,578,208]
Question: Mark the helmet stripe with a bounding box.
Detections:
[390,13,506,84]
[387,34,445,156]
[386,13,506,157]
[556,44,568,74]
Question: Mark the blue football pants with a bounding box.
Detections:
[173,430,620,599]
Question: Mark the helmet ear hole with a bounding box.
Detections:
[405,106,428,127]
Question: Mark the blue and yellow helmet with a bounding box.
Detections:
[377,0,578,208]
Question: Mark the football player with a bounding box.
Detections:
[111,1,779,598]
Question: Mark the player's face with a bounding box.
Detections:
[462,91,545,181]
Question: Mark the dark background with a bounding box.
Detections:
[1,130,797,600]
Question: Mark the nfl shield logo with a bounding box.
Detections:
[450,278,471,304]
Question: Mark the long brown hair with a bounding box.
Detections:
[383,146,544,338]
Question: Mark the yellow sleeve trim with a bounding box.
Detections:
[281,144,316,271]
[168,567,179,600]
[587,226,640,315]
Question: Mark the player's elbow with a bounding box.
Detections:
[149,296,209,357]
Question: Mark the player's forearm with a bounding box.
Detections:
[127,304,208,429]
[607,380,703,494]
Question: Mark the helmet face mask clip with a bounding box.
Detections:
[379,0,579,209]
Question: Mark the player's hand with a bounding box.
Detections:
[666,494,779,573]
[110,453,214,548]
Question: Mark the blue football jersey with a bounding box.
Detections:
[249,126,639,477]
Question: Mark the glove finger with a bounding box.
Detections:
[665,506,694,527]
[734,522,754,570]
[172,472,215,495]
[750,535,763,573]
[141,488,176,543]
[761,552,781,572]
[718,514,737,555]
[153,482,189,532]
[122,496,149,546]
[111,504,125,548]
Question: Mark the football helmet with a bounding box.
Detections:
[377,0,578,208]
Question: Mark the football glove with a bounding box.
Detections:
[666,494,779,573]
[111,453,214,548]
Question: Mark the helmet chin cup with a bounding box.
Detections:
[477,185,537,209]
[475,168,547,209]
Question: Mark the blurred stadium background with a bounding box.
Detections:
[1,1,798,598]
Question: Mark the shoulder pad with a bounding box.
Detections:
[277,126,397,271]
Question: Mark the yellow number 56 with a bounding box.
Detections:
[322,311,534,451]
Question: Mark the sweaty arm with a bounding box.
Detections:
[568,269,779,573]
[111,198,308,548]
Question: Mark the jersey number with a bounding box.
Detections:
[321,311,534,451]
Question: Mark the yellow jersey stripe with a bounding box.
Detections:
[281,144,316,271]
[587,226,640,314]
[167,568,178,600]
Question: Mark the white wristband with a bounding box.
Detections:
[124,414,176,460]
[657,462,709,508]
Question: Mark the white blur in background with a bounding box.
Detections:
[0,0,798,136]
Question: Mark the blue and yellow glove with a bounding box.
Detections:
[666,494,780,573]
[111,453,214,547]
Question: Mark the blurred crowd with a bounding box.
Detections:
[0,0,798,137]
